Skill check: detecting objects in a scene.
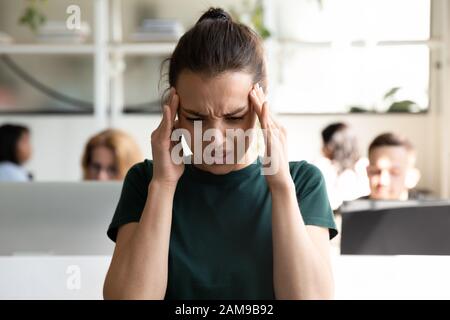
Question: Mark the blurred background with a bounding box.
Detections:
[0,0,447,193]
[1,0,450,299]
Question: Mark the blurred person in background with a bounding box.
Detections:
[366,132,422,200]
[0,123,33,182]
[315,122,370,210]
[81,129,143,181]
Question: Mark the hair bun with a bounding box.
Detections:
[197,8,232,24]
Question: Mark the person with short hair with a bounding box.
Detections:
[366,132,421,200]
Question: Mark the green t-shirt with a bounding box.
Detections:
[107,157,337,299]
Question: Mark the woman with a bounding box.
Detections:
[103,8,337,300]
[81,129,143,181]
[0,124,32,181]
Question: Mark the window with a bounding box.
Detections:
[271,0,434,113]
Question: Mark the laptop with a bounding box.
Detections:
[340,199,450,255]
[0,182,123,255]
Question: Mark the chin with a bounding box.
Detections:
[198,163,238,175]
[371,192,393,200]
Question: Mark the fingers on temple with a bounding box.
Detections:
[160,104,172,138]
[159,87,179,138]
[169,88,179,122]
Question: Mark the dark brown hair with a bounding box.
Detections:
[321,122,360,173]
[322,122,347,145]
[368,132,414,156]
[162,7,267,100]
[0,123,29,164]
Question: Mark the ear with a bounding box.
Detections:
[405,167,421,189]
[322,146,332,159]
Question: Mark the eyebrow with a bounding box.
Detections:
[180,107,206,117]
[224,105,248,116]
[180,105,248,117]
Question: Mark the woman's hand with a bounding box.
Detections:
[150,87,184,187]
[249,84,292,190]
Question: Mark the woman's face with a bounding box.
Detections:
[86,146,119,181]
[16,131,32,164]
[176,70,259,174]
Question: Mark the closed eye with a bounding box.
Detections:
[185,116,203,121]
[185,116,245,121]
[226,116,245,121]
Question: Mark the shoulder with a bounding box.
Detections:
[107,160,153,242]
[289,160,324,184]
[119,159,154,195]
[0,161,28,181]
[289,160,327,197]
[289,160,338,239]
[0,161,21,170]
[125,159,153,184]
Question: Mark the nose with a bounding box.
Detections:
[202,122,227,148]
[379,169,391,186]
[96,169,111,181]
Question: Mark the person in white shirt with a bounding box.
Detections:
[315,122,370,210]
[0,124,32,182]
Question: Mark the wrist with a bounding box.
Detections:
[268,178,295,194]
[149,179,178,193]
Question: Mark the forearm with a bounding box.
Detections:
[271,181,334,299]
[104,180,175,299]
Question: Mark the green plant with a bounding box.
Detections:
[250,0,271,39]
[19,0,47,32]
[383,87,401,100]
[348,86,422,113]
[230,0,271,39]
[348,105,369,113]
[387,100,419,113]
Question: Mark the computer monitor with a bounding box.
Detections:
[340,200,450,255]
[0,182,122,255]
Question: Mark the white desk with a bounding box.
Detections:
[1,255,450,299]
[333,255,450,299]
[0,256,111,300]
